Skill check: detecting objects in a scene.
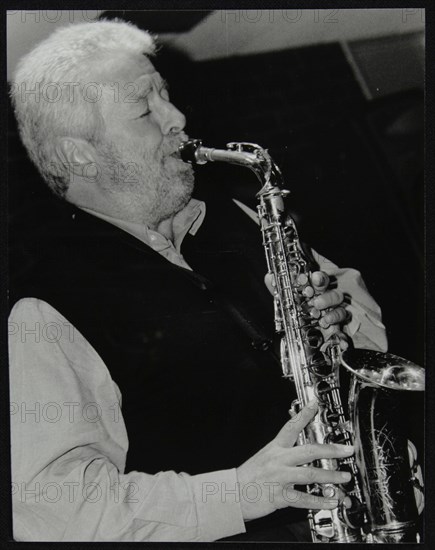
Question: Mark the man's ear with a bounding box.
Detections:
[54,137,96,177]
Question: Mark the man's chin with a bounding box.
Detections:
[177,165,195,195]
[180,176,196,205]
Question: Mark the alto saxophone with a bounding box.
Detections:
[179,139,425,543]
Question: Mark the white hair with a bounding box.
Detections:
[10,19,156,197]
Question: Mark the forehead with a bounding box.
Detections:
[98,51,156,83]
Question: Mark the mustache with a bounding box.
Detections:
[161,132,190,157]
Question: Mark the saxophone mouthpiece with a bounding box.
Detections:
[179,139,204,164]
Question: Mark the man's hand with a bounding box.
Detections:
[236,400,354,521]
[309,271,350,351]
[309,271,346,327]
[265,270,350,350]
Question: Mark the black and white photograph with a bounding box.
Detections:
[6,7,426,543]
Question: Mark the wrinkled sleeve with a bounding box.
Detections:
[9,298,246,542]
[311,250,388,352]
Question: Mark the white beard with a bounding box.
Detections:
[96,138,195,225]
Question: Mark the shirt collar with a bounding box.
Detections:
[80,198,206,256]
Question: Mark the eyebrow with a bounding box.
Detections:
[135,76,169,98]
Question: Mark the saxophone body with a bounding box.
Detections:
[179,139,425,543]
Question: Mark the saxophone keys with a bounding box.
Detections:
[303,327,324,349]
[280,339,293,378]
[310,352,334,378]
[322,484,337,499]
[325,429,352,446]
[309,307,322,319]
[311,510,335,540]
[289,399,301,416]
[337,464,356,492]
[296,273,316,299]
[302,285,315,298]
[339,496,366,530]
[314,378,335,400]
[321,407,341,428]
[297,273,309,285]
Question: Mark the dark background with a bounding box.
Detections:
[8,23,424,365]
[156,43,424,366]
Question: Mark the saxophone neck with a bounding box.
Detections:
[179,139,285,193]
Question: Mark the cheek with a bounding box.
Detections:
[134,120,165,150]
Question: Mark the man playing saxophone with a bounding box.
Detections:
[9,20,391,542]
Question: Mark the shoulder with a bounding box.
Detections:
[9,297,123,403]
[10,296,69,322]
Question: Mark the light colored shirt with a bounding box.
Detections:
[9,198,387,542]
[9,298,245,542]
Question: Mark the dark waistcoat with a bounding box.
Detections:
[10,194,299,475]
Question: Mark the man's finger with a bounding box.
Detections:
[311,271,330,293]
[287,466,352,486]
[288,443,354,466]
[310,289,344,311]
[276,487,339,510]
[319,307,348,328]
[275,400,318,447]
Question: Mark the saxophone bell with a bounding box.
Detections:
[342,349,424,543]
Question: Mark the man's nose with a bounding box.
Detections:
[157,100,186,136]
